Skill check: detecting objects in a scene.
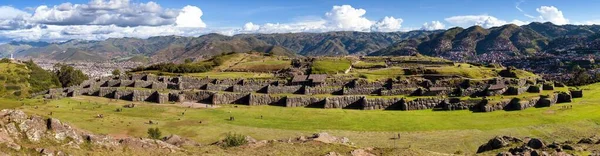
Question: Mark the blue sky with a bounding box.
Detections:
[0,0,598,41]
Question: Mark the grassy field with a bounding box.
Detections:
[354,67,405,81]
[185,72,276,79]
[311,58,352,74]
[0,62,31,98]
[227,54,291,72]
[3,83,598,154]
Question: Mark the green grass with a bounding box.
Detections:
[6,83,600,155]
[354,67,405,81]
[228,56,291,72]
[184,72,275,79]
[0,63,31,98]
[352,61,386,69]
[311,58,351,74]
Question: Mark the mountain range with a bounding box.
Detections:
[1,22,599,63]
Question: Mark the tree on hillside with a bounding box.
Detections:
[112,69,121,76]
[147,128,162,139]
[184,58,194,64]
[54,63,89,87]
[24,60,61,93]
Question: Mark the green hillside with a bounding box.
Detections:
[0,60,60,98]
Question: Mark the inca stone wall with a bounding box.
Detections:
[114,89,134,101]
[285,96,325,107]
[305,86,343,95]
[39,73,581,112]
[212,92,250,104]
[504,86,529,95]
[570,90,583,98]
[343,87,381,95]
[351,80,385,88]
[362,98,402,110]
[181,90,214,103]
[423,87,452,96]
[206,84,232,91]
[542,84,554,90]
[324,96,365,109]
[557,92,572,103]
[380,88,415,96]
[267,85,303,94]
[249,94,285,106]
[233,85,266,93]
[134,80,152,88]
[403,98,444,110]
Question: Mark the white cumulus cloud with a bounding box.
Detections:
[323,5,373,31]
[236,5,405,34]
[535,6,569,25]
[421,21,445,30]
[175,5,206,28]
[371,16,403,32]
[445,15,529,28]
[0,0,209,41]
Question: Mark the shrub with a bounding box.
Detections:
[223,132,247,147]
[147,128,162,139]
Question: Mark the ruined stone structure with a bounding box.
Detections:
[38,74,580,113]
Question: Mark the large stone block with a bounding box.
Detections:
[324,96,365,109]
[285,96,325,108]
[249,94,285,106]
[267,85,303,94]
[212,92,250,105]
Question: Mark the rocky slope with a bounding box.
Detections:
[0,109,188,155]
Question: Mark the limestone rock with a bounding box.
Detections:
[309,133,352,145]
[18,116,47,142]
[527,138,545,149]
[47,118,84,144]
[351,149,375,156]
[325,152,342,156]
[477,136,522,153]
[162,134,199,147]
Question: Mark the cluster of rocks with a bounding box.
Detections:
[477,136,600,155]
[0,109,196,155]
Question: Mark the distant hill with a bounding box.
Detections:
[370,22,600,58]
[1,31,434,62]
[3,22,600,62]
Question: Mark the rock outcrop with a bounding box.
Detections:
[0,109,189,154]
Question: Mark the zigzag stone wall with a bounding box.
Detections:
[305,86,343,95]
[285,97,325,107]
[267,85,303,94]
[324,96,365,109]
[212,92,250,104]
[380,89,416,96]
[403,98,445,110]
[249,94,285,106]
[343,87,381,95]
[233,85,266,93]
[362,98,403,110]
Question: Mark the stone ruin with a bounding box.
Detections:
[37,74,582,113]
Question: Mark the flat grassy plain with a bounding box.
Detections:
[1,83,596,154]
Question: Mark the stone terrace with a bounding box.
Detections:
[39,74,582,113]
